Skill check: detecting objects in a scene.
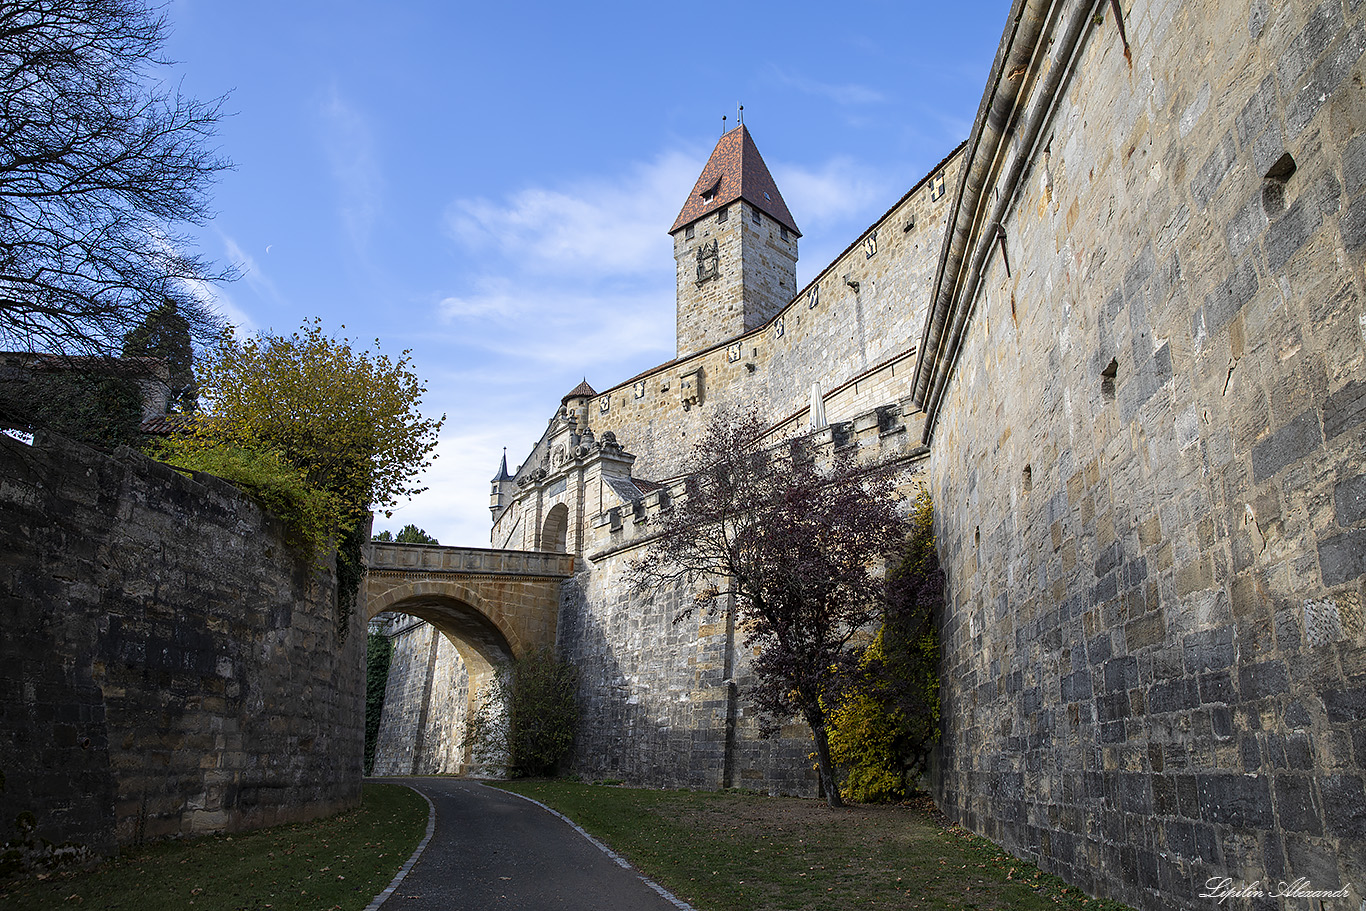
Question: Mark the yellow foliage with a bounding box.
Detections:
[828,491,943,803]
[192,321,444,520]
[828,632,914,803]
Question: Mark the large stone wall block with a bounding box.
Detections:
[924,0,1366,906]
[0,432,364,862]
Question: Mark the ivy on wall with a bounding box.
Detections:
[364,632,393,776]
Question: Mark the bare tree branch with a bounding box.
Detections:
[0,0,231,358]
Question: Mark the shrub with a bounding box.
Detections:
[468,648,579,778]
[829,491,943,802]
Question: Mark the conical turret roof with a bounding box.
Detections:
[670,125,800,237]
[561,378,596,403]
[491,448,513,482]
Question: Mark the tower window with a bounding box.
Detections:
[685,225,694,240]
[752,207,761,225]
[780,226,789,241]
[718,206,728,223]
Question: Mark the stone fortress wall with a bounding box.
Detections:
[0,431,364,860]
[917,0,1366,906]
[557,399,930,792]
[372,0,1366,905]
[370,614,470,776]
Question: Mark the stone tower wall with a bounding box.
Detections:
[923,0,1366,906]
[736,204,800,333]
[673,200,799,359]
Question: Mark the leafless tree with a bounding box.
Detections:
[630,409,906,807]
[0,0,230,357]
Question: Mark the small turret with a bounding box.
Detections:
[490,448,515,518]
[561,378,596,426]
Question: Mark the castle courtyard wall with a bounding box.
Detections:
[0,431,364,861]
[925,0,1366,906]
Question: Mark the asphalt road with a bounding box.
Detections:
[372,777,690,911]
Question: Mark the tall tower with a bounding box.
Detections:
[669,125,800,359]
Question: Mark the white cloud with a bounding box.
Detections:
[437,284,674,369]
[372,424,510,547]
[768,66,888,106]
[772,158,895,224]
[445,150,701,277]
[319,88,382,249]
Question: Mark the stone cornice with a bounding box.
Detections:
[364,543,575,578]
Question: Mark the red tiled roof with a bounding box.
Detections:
[561,379,597,402]
[670,125,801,237]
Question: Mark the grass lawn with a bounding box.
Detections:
[0,783,428,911]
[493,780,1135,911]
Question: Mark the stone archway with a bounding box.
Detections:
[362,543,573,775]
[540,503,569,553]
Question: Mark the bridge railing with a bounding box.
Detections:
[364,542,575,577]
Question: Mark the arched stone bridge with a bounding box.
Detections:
[363,544,575,773]
[364,543,574,668]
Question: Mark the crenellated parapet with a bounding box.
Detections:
[584,395,929,561]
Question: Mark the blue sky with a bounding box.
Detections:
[161,1,1006,546]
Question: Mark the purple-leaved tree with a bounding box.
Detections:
[629,409,906,807]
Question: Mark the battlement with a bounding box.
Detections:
[586,395,928,561]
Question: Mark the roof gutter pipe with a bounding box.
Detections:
[912,0,1104,443]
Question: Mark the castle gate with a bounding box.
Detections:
[363,542,574,772]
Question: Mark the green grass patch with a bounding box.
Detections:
[0,783,427,911]
[493,780,1134,911]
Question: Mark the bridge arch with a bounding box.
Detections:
[362,543,574,775]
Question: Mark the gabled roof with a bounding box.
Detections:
[561,379,596,403]
[670,125,801,237]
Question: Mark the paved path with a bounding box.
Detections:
[371,777,690,911]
